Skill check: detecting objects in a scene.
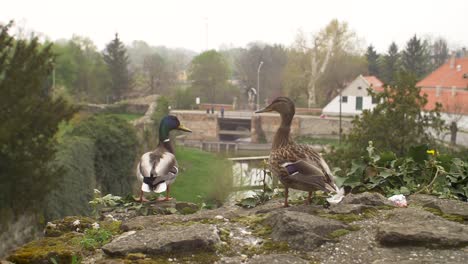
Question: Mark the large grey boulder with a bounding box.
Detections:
[248,254,309,264]
[342,192,393,206]
[376,208,468,248]
[265,210,349,250]
[102,224,220,256]
[409,194,468,220]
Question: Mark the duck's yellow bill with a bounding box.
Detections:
[177,124,192,132]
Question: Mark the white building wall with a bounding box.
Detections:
[322,75,380,116]
[323,95,377,116]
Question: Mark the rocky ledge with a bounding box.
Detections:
[4,192,468,264]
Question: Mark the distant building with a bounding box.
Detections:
[322,75,384,116]
[417,57,468,129]
[417,57,468,115]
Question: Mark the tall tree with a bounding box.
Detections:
[143,53,166,93]
[284,20,364,106]
[103,33,131,102]
[431,37,449,70]
[234,43,287,107]
[188,50,230,103]
[366,45,380,76]
[402,35,430,80]
[0,21,76,235]
[53,36,110,103]
[380,42,400,85]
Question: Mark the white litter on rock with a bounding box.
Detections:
[388,194,407,207]
[72,219,80,226]
[327,185,345,204]
[214,215,224,220]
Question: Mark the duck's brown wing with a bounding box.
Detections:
[283,160,336,193]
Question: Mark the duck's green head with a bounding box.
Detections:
[159,115,192,142]
[255,97,295,116]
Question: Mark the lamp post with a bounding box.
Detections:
[338,88,342,144]
[257,61,264,110]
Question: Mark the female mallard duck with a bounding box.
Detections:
[255,97,343,207]
[135,115,192,202]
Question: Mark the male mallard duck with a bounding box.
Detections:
[136,115,192,202]
[255,97,343,207]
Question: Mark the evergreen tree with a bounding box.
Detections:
[0,22,76,227]
[381,42,400,85]
[402,35,430,80]
[103,33,131,102]
[366,45,380,76]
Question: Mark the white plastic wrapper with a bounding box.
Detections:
[327,185,345,204]
[388,194,407,207]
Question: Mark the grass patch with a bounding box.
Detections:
[171,147,233,204]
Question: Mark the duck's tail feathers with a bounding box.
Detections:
[154,182,167,193]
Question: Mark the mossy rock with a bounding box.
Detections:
[175,202,199,215]
[7,233,82,264]
[423,207,465,223]
[45,216,95,237]
[319,208,379,223]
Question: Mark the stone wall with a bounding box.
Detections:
[299,116,353,137]
[172,112,219,141]
[252,114,353,143]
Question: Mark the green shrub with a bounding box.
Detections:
[69,115,138,195]
[45,136,96,221]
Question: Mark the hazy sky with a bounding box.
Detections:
[2,0,467,53]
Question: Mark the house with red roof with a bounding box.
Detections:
[417,57,468,115]
[322,75,384,116]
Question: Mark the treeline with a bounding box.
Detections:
[45,19,466,110]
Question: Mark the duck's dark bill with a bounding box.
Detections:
[177,125,192,132]
[255,107,271,113]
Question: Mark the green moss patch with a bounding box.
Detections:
[320,208,379,223]
[423,207,465,223]
[328,229,350,238]
[7,233,82,264]
[45,216,95,237]
[241,240,290,257]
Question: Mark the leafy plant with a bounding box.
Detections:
[79,228,112,250]
[237,161,275,208]
[89,189,123,217]
[336,141,468,201]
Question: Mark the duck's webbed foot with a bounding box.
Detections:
[135,191,149,203]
